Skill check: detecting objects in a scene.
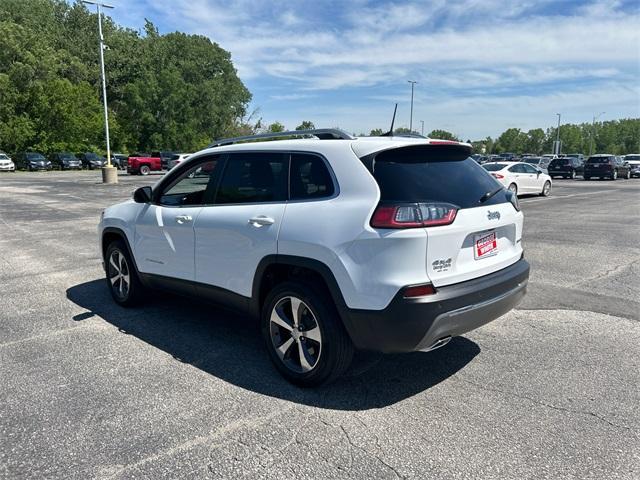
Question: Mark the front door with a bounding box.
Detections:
[133,158,219,281]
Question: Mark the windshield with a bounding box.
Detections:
[0,154,9,160]
[27,153,45,161]
[524,158,541,165]
[86,153,101,161]
[483,163,507,171]
[60,153,76,160]
[625,155,640,161]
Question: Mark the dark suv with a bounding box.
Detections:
[78,152,106,170]
[584,155,631,180]
[547,157,584,179]
[14,152,52,171]
[49,152,82,170]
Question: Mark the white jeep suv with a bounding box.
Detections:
[99,129,529,386]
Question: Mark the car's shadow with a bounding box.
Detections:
[66,279,480,411]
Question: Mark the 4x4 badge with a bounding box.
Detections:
[487,211,500,220]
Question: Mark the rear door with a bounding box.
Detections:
[371,146,523,287]
[193,152,288,297]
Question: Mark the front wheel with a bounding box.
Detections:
[139,165,151,176]
[261,281,353,387]
[584,175,590,180]
[611,170,618,180]
[625,170,631,179]
[105,240,144,307]
[570,170,576,179]
[540,180,552,197]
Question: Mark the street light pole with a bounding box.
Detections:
[590,112,605,156]
[408,80,417,133]
[420,120,424,136]
[82,0,117,184]
[555,113,561,155]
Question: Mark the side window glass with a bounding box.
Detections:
[215,153,287,204]
[523,164,537,173]
[509,164,523,173]
[290,153,335,200]
[159,160,217,206]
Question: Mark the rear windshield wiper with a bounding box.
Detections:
[479,187,503,204]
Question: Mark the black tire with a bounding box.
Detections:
[140,165,151,175]
[508,183,518,196]
[611,170,617,180]
[584,175,590,180]
[570,170,576,179]
[261,281,354,387]
[625,170,631,179]
[105,240,145,307]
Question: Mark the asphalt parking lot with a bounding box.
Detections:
[1,171,639,479]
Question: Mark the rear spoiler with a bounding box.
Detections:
[359,143,473,172]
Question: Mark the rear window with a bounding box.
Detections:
[370,146,509,209]
[550,159,569,166]
[523,158,541,165]
[482,163,507,171]
[587,157,611,163]
[625,155,640,161]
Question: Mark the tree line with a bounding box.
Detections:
[0,0,251,155]
[365,119,640,155]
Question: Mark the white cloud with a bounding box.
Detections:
[109,0,640,137]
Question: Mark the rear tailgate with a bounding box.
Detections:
[364,143,524,288]
[425,202,522,287]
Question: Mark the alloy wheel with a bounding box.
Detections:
[269,296,322,374]
[543,181,551,196]
[108,250,130,300]
[508,183,518,194]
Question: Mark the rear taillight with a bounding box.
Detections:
[371,203,458,229]
[491,173,504,179]
[403,284,437,297]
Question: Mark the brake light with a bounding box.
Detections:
[403,284,436,297]
[371,203,458,229]
[491,173,504,179]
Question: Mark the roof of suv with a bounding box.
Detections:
[198,135,471,159]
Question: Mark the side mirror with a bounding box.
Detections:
[133,186,152,203]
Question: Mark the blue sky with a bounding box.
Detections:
[105,0,639,139]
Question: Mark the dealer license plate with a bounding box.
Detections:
[474,231,498,259]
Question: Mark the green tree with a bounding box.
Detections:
[369,128,384,136]
[295,121,315,130]
[427,129,459,141]
[0,0,251,154]
[266,121,285,133]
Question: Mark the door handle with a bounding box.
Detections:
[175,215,193,224]
[248,216,275,227]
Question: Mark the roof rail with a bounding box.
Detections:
[207,128,354,148]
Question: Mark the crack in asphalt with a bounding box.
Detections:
[569,256,640,288]
[456,377,632,431]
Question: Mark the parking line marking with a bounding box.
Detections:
[519,190,613,203]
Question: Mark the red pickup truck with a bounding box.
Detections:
[127,153,162,175]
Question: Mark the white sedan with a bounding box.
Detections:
[0,153,15,172]
[483,161,552,196]
[167,153,192,170]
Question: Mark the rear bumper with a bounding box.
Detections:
[341,258,530,353]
